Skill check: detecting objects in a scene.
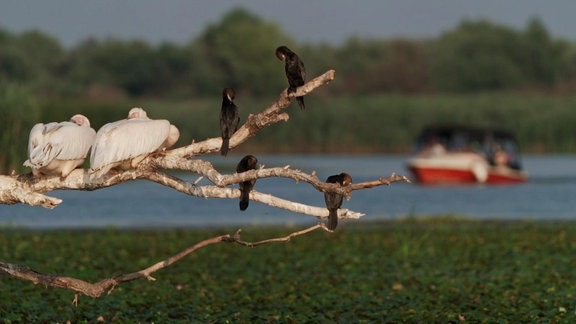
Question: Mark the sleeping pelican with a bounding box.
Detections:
[89,107,180,179]
[23,114,96,178]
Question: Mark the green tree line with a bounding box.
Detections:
[1,8,575,98]
[2,7,576,173]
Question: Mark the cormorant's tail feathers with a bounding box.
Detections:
[239,189,250,211]
[296,96,305,110]
[327,208,338,231]
[220,138,229,156]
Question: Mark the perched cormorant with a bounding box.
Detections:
[275,46,306,110]
[324,172,353,231]
[220,87,240,156]
[236,155,258,211]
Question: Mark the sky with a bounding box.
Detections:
[1,1,576,47]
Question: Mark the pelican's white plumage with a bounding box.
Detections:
[89,107,180,179]
[23,114,96,177]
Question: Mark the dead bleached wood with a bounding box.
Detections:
[0,166,408,219]
[0,69,409,220]
[168,69,336,158]
[0,70,337,209]
[0,69,411,302]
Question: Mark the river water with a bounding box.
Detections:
[1,154,575,229]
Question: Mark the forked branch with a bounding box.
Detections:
[0,70,339,209]
[0,68,412,304]
[0,69,410,219]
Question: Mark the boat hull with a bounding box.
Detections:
[406,153,527,185]
[407,166,477,184]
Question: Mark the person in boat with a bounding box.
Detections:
[420,137,446,156]
[493,148,509,169]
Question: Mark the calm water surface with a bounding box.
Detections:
[1,154,575,229]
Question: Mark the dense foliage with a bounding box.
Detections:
[22,92,576,157]
[1,219,575,322]
[2,8,576,173]
[3,91,576,174]
[1,9,574,98]
[0,85,40,172]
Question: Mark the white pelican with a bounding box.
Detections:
[89,107,180,179]
[23,114,96,178]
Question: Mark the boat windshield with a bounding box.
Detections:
[414,126,523,170]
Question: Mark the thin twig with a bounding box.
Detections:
[226,224,325,247]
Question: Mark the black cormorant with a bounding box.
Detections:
[324,172,353,231]
[220,87,240,156]
[236,155,258,211]
[275,46,306,110]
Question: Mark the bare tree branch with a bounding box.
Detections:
[2,166,408,219]
[0,70,346,209]
[0,225,325,302]
[168,69,336,158]
[0,70,409,218]
[0,68,412,303]
[228,224,324,247]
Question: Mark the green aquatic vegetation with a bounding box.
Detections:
[1,220,576,322]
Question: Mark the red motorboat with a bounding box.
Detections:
[406,125,527,184]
